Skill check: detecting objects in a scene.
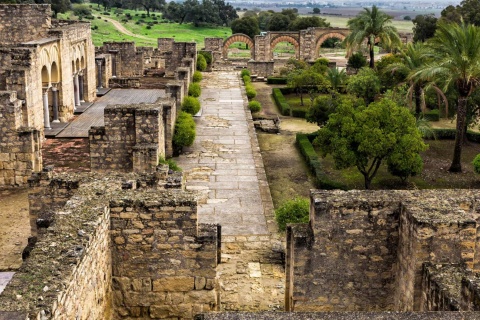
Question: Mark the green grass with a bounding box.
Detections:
[59,7,231,48]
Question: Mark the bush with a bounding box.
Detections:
[197,55,207,71]
[473,154,480,174]
[103,11,110,15]
[424,109,440,122]
[275,197,310,231]
[73,4,92,17]
[173,111,196,152]
[182,96,201,115]
[245,84,257,100]
[296,133,347,190]
[198,51,213,65]
[188,83,201,97]
[158,157,182,172]
[146,25,152,29]
[248,100,261,113]
[242,75,251,84]
[272,88,291,116]
[347,52,367,70]
[267,77,288,84]
[291,109,307,118]
[240,69,250,77]
[192,71,202,83]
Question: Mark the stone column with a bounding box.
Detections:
[74,73,80,107]
[79,71,85,102]
[97,60,103,88]
[43,88,51,130]
[52,85,59,123]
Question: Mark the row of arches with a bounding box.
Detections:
[39,42,88,129]
[222,31,347,60]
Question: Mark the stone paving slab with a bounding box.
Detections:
[176,72,272,236]
[0,272,15,295]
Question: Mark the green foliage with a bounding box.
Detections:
[312,7,321,14]
[272,88,291,115]
[346,67,381,104]
[287,68,329,106]
[347,52,367,71]
[192,71,203,83]
[248,100,261,113]
[73,4,92,18]
[345,5,402,68]
[473,154,480,174]
[245,84,257,100]
[375,54,407,91]
[268,13,290,31]
[182,96,201,115]
[296,133,346,189]
[196,54,207,71]
[424,109,440,122]
[288,16,330,31]
[240,69,251,77]
[231,16,259,39]
[412,14,437,42]
[275,197,310,231]
[326,67,347,93]
[188,83,201,97]
[173,111,196,152]
[267,77,287,84]
[198,51,213,65]
[158,157,182,172]
[307,95,360,127]
[314,98,427,188]
[242,75,251,84]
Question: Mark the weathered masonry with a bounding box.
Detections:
[0,170,220,319]
[286,189,480,313]
[0,4,96,186]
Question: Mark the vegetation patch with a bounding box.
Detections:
[275,197,310,231]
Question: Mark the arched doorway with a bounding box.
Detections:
[270,35,299,60]
[222,34,255,60]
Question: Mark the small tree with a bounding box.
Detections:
[173,111,196,155]
[314,98,427,189]
[287,68,328,106]
[346,67,380,105]
[306,95,360,127]
[313,7,321,14]
[347,52,367,72]
[192,71,203,82]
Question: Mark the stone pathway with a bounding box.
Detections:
[175,72,285,312]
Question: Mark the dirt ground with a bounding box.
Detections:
[0,188,30,271]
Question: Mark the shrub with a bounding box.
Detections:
[291,109,307,118]
[424,109,440,122]
[347,52,367,71]
[242,75,251,84]
[473,154,480,174]
[146,25,152,29]
[267,77,287,84]
[188,83,201,97]
[275,197,310,231]
[248,100,261,113]
[182,96,201,115]
[272,88,291,116]
[103,11,110,15]
[173,111,196,152]
[158,157,182,172]
[198,51,212,65]
[245,84,257,100]
[73,4,92,17]
[197,55,207,71]
[240,69,250,77]
[192,71,202,83]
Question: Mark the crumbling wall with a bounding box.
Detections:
[0,4,51,45]
[89,103,168,173]
[111,192,219,319]
[421,263,464,311]
[246,61,274,78]
[461,275,480,310]
[0,91,42,186]
[162,41,197,76]
[100,42,144,77]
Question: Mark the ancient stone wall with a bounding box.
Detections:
[111,192,219,319]
[0,91,42,186]
[286,190,480,313]
[461,275,480,311]
[166,81,185,113]
[97,54,113,88]
[163,42,197,77]
[100,42,144,77]
[246,61,274,78]
[421,263,463,311]
[89,103,169,173]
[0,4,51,45]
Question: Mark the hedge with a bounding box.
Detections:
[291,109,307,118]
[173,111,196,153]
[272,88,291,116]
[248,100,261,113]
[188,83,201,97]
[267,77,287,84]
[296,133,346,190]
[240,69,250,77]
[182,96,201,115]
[424,128,480,142]
[192,71,202,83]
[242,75,251,84]
[245,84,257,100]
[424,109,440,122]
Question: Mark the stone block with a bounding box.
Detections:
[153,277,194,292]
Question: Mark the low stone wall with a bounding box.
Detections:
[111,192,220,319]
[461,276,480,311]
[247,61,274,78]
[421,263,464,311]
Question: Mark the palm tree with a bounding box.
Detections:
[345,5,401,69]
[413,21,480,172]
[326,67,347,96]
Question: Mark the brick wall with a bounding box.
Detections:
[0,4,51,45]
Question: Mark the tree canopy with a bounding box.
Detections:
[412,14,437,42]
[314,98,427,189]
[230,15,259,39]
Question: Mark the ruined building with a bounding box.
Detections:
[0,4,96,186]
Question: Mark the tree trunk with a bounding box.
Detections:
[449,96,467,172]
[369,43,375,69]
[364,175,371,189]
[413,84,422,117]
[300,90,304,106]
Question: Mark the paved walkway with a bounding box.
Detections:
[176,72,275,236]
[56,89,164,138]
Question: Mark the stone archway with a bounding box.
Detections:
[269,35,300,60]
[314,32,347,59]
[222,33,255,59]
